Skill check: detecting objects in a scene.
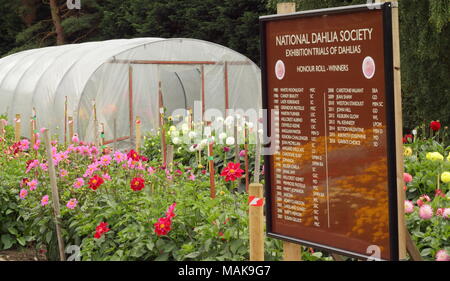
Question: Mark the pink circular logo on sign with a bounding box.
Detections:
[275,60,285,80]
[362,56,375,79]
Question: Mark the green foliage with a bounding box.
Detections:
[1,1,448,130]
[403,129,450,260]
[0,0,25,55]
[0,125,30,250]
[400,0,450,130]
[406,192,450,260]
[404,142,449,198]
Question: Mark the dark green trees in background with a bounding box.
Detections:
[0,0,448,130]
[399,0,449,130]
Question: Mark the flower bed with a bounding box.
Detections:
[402,121,450,261]
[0,117,448,261]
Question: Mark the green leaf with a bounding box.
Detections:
[1,234,14,250]
[420,248,432,257]
[155,252,169,261]
[45,231,53,244]
[146,241,154,251]
[230,239,243,254]
[312,252,323,258]
[184,251,200,259]
[156,239,165,250]
[7,226,18,236]
[17,237,26,246]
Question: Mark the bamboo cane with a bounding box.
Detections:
[0,119,5,138]
[135,116,141,152]
[68,116,74,144]
[43,129,66,261]
[14,114,21,142]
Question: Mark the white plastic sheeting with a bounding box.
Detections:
[0,38,261,144]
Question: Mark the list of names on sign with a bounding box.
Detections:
[262,5,398,260]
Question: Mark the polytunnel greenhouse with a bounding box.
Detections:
[0,38,262,145]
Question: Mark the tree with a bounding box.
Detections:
[49,0,65,45]
[0,1,25,56]
[0,0,448,129]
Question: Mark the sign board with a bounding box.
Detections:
[261,3,399,260]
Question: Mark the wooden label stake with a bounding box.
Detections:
[234,118,239,162]
[0,119,5,138]
[43,129,66,261]
[283,242,302,261]
[135,116,141,152]
[244,116,250,192]
[208,138,216,198]
[64,96,68,145]
[113,118,117,153]
[68,116,74,144]
[254,119,262,183]
[249,183,264,260]
[14,114,21,142]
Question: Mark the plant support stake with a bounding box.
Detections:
[43,129,66,261]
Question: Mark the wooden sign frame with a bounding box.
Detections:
[260,2,401,260]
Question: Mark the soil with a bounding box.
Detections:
[0,247,47,261]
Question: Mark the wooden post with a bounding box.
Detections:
[93,100,99,147]
[159,82,167,164]
[254,120,262,183]
[135,116,141,152]
[0,119,5,138]
[244,117,249,192]
[30,119,35,145]
[64,96,68,146]
[129,65,134,146]
[14,114,21,142]
[224,62,229,116]
[100,123,105,148]
[30,108,37,146]
[234,118,239,162]
[68,116,74,145]
[375,0,407,260]
[283,242,302,261]
[208,141,216,198]
[167,144,174,166]
[160,107,167,165]
[390,0,407,262]
[201,65,205,120]
[113,118,117,153]
[277,2,302,261]
[249,183,264,261]
[277,2,296,14]
[187,107,193,130]
[406,232,423,261]
[43,129,66,261]
[331,254,345,261]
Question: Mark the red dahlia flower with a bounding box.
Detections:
[220,162,244,182]
[130,177,145,191]
[402,134,413,143]
[127,149,140,161]
[88,175,104,190]
[154,217,172,236]
[430,121,441,131]
[94,222,110,239]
